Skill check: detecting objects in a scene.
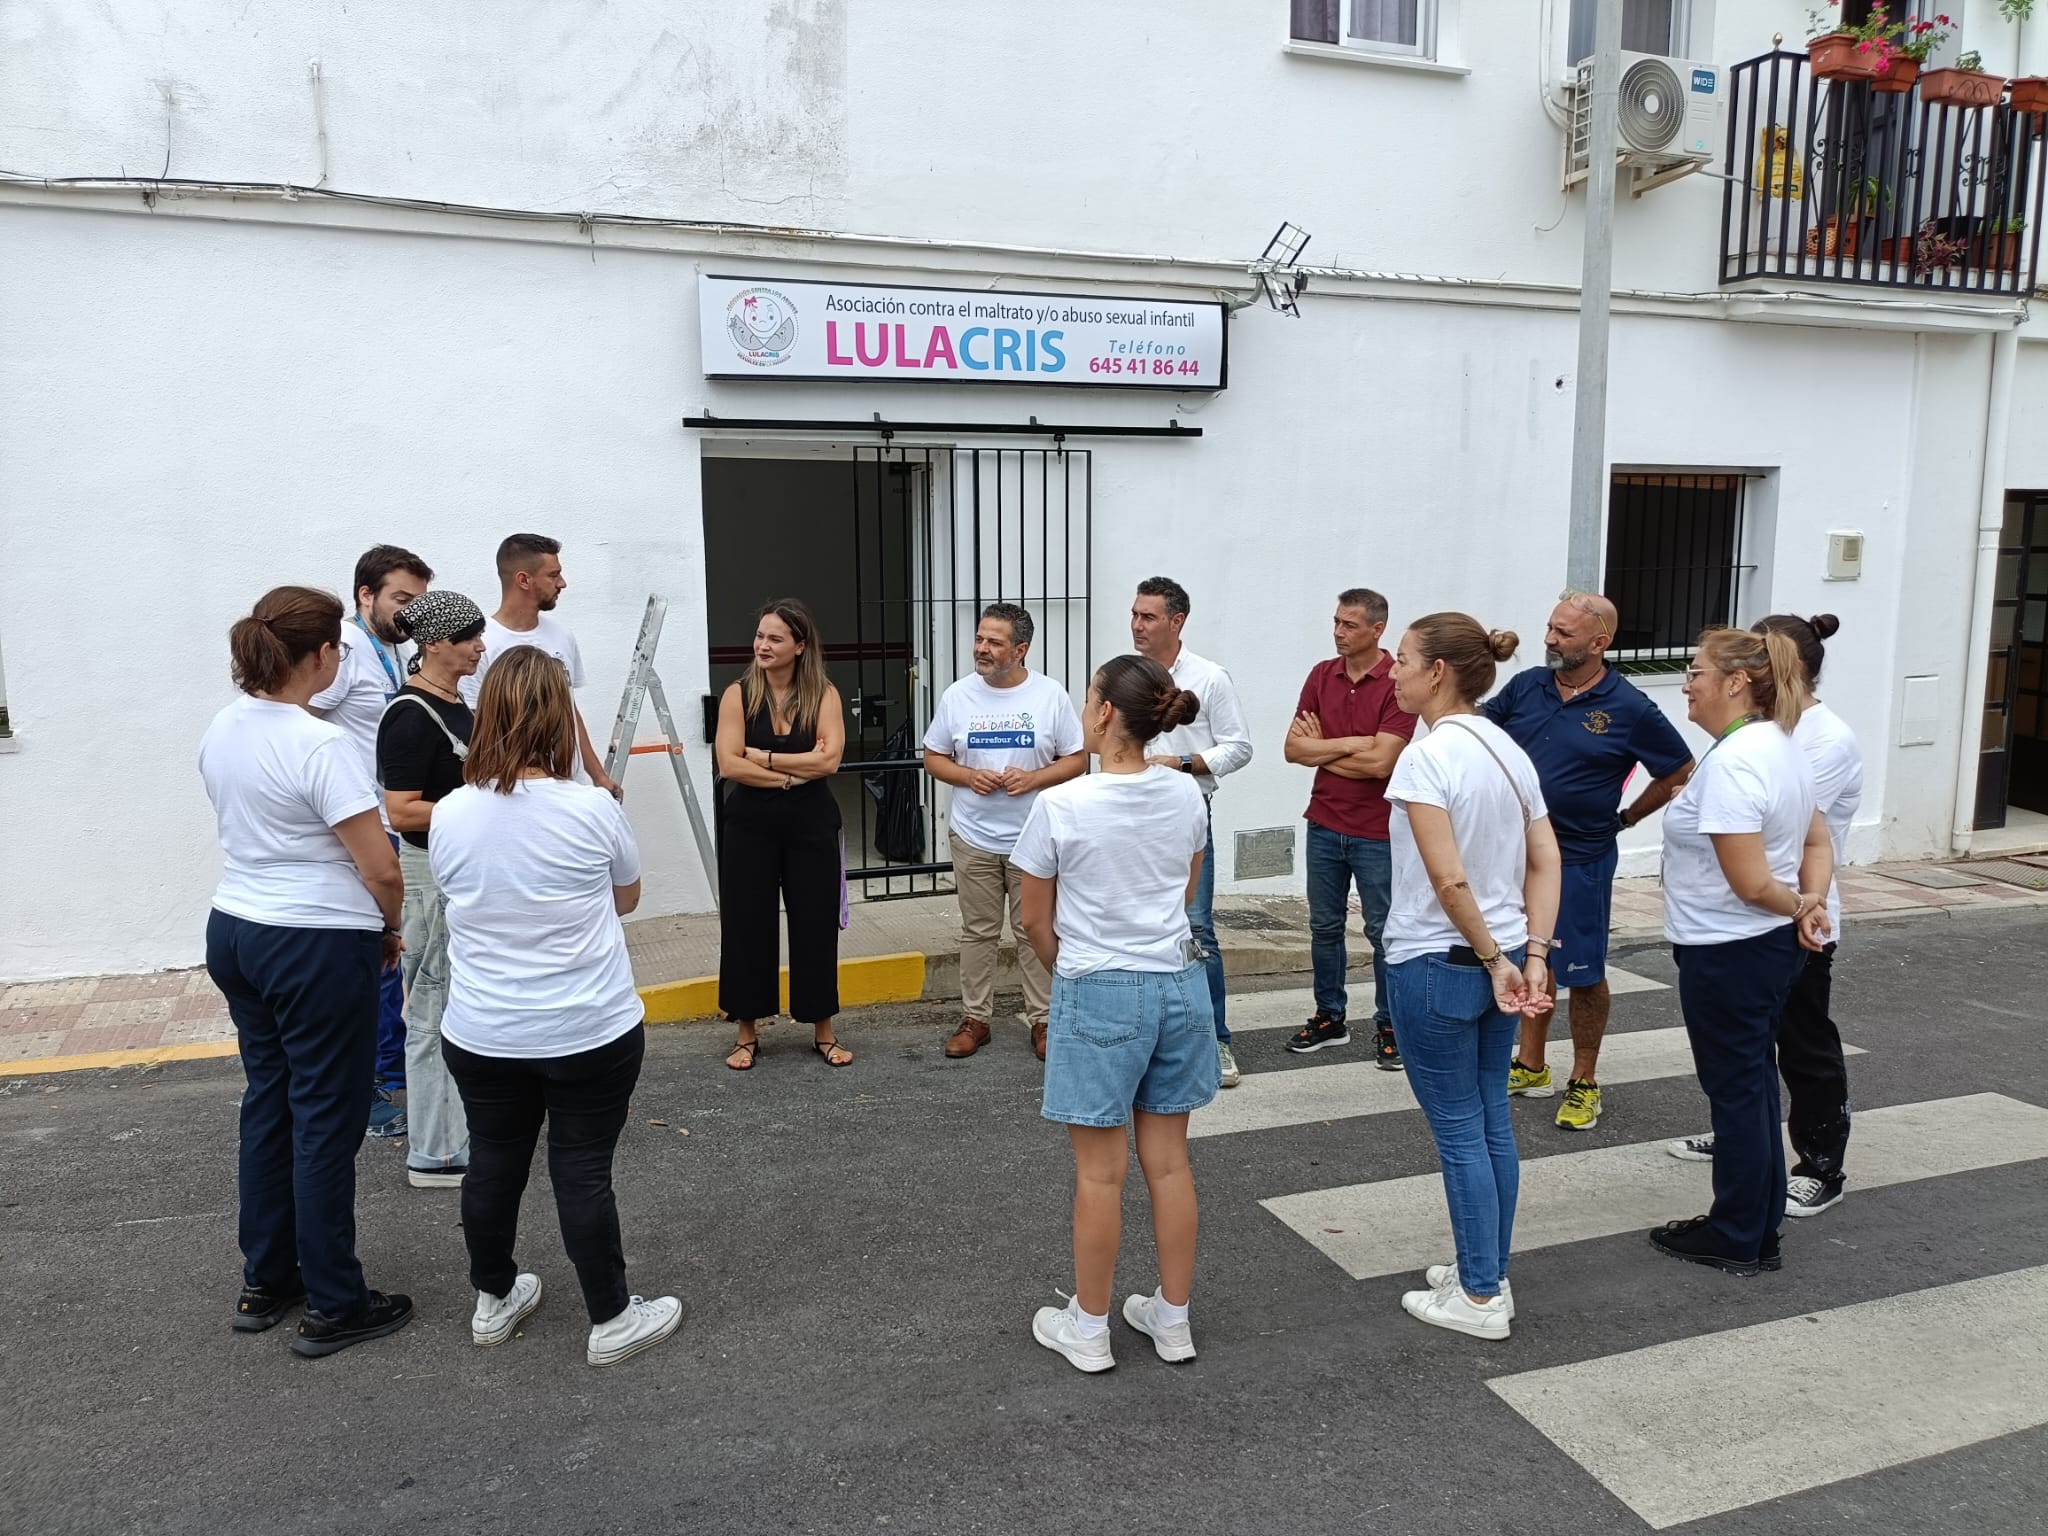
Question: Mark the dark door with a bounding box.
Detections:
[1976,492,2048,826]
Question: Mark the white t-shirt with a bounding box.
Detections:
[459,612,588,708]
[1384,716,1549,967]
[1011,767,1209,978]
[922,670,1084,855]
[1661,720,1818,947]
[198,695,384,930]
[310,620,408,825]
[1146,647,1254,796]
[430,778,644,1058]
[1796,702,1864,937]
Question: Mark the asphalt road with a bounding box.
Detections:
[4,907,2045,1536]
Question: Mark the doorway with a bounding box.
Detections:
[1973,490,2048,831]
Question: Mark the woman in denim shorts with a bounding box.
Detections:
[1012,654,1215,1373]
[1383,614,1560,1341]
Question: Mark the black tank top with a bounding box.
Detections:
[729,695,838,821]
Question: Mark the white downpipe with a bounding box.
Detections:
[1950,325,2021,856]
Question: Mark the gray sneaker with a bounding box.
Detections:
[1217,1041,1241,1089]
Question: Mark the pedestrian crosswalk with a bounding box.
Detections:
[1222,968,1668,1039]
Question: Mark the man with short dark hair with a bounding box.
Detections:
[1131,576,1254,1088]
[1283,587,1416,1068]
[1482,591,1694,1131]
[312,544,433,1136]
[461,534,619,798]
[923,602,1086,1061]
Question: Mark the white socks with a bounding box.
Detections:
[1070,1300,1110,1338]
[1151,1290,1190,1329]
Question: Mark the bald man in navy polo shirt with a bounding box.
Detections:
[1481,593,1693,1132]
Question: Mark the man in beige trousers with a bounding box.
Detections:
[923,603,1087,1060]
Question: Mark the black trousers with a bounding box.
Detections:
[1778,943,1851,1183]
[1674,925,1805,1260]
[205,910,379,1318]
[718,786,842,1024]
[442,1026,645,1326]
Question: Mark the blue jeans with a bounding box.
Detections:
[1307,822,1392,1027]
[1187,813,1229,1042]
[206,910,380,1317]
[376,834,406,1091]
[1385,951,1524,1296]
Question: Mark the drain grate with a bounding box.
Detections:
[1957,859,2048,892]
[1887,865,1990,890]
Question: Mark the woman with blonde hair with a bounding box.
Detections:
[1653,626,1834,1276]
[715,598,850,1070]
[431,646,682,1367]
[199,585,412,1356]
[1383,614,1560,1340]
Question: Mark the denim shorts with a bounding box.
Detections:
[1041,963,1218,1128]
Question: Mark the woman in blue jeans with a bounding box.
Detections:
[1383,614,1560,1340]
[1015,654,1214,1373]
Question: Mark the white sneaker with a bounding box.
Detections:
[472,1273,542,1347]
[587,1294,683,1367]
[1401,1279,1511,1340]
[1031,1298,1115,1373]
[1423,1263,1515,1321]
[1668,1132,1715,1162]
[1785,1174,1845,1217]
[1217,1042,1241,1089]
[1121,1291,1197,1362]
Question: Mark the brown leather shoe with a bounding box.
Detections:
[944,1018,992,1058]
[1030,1021,1048,1062]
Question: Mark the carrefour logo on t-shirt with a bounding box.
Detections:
[967,710,1037,751]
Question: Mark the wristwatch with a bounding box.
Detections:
[1178,755,1194,773]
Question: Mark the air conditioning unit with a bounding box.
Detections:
[1565,52,1725,196]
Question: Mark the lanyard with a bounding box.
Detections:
[353,615,402,699]
[1692,712,1763,780]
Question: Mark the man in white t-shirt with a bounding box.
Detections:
[924,603,1086,1062]
[460,533,620,799]
[309,544,432,1131]
[1131,576,1254,1088]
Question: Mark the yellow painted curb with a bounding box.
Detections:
[639,951,927,1025]
[0,1039,241,1078]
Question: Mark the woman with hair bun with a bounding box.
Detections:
[1653,626,1835,1277]
[199,585,413,1357]
[1383,614,1560,1341]
[1668,614,1862,1221]
[1013,654,1216,1372]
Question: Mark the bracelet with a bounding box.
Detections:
[1475,946,1504,967]
[767,751,774,770]
[783,773,795,790]
[1526,935,1554,951]
[383,925,401,937]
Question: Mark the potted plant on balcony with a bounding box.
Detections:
[1806,1,1896,81]
[1913,219,1970,275]
[1806,176,1891,259]
[2011,76,2048,115]
[1920,50,2008,106]
[1980,215,2027,271]
[1876,13,1953,92]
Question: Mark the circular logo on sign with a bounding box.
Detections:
[725,287,798,367]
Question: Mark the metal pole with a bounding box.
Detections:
[1567,0,1623,593]
[0,619,13,740]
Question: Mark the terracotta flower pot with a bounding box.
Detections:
[1873,57,1920,94]
[2010,77,2048,117]
[1805,218,1862,260]
[1918,68,2006,108]
[1809,33,1881,82]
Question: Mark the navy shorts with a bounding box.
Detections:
[1041,963,1218,1128]
[1552,847,1618,990]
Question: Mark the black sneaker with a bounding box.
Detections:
[290,1290,415,1358]
[232,1282,307,1334]
[1649,1216,1762,1277]
[1784,1174,1845,1218]
[1374,1024,1404,1072]
[1285,1011,1351,1054]
[1759,1230,1783,1273]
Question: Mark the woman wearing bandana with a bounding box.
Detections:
[376,590,487,1189]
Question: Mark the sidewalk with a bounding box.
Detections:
[7,854,2048,1076]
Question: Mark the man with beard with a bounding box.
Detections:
[311,544,433,1136]
[1480,592,1692,1131]
[461,533,620,799]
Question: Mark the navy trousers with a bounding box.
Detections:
[375,833,407,1090]
[206,909,380,1317]
[1674,925,1805,1260]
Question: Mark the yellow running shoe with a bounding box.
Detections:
[1507,1060,1554,1098]
[1555,1078,1602,1131]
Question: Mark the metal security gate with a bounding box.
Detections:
[840,445,1094,893]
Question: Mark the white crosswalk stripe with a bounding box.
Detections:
[1192,1024,1852,1140]
[1222,968,1668,1039]
[1259,1092,2048,1280]
[1487,1263,2048,1529]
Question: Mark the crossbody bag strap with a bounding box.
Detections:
[382,692,469,759]
[1438,717,1530,829]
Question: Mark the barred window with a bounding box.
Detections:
[1603,472,1751,667]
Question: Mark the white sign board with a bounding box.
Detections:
[699,275,1226,390]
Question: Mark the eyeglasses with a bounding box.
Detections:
[1557,589,1613,639]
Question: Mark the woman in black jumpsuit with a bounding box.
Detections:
[716,598,851,1069]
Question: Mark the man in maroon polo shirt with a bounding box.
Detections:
[1283,588,1418,1068]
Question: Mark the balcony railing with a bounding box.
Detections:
[1720,49,2045,294]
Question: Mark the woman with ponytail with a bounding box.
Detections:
[1013,655,1215,1372]
[198,586,413,1357]
[1383,614,1560,1341]
[1668,614,1863,1221]
[1653,626,1835,1276]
